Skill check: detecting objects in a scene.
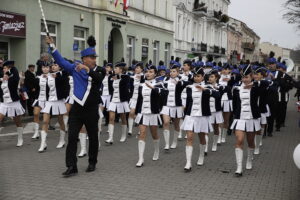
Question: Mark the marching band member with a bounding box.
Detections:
[101,63,113,127]
[181,68,215,171]
[0,61,25,147]
[206,69,224,152]
[219,64,233,144]
[178,59,193,139]
[231,65,270,177]
[128,62,144,136]
[253,66,269,154]
[135,65,163,167]
[160,63,190,150]
[31,62,51,140]
[38,63,69,152]
[105,62,130,144]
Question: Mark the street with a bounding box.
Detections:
[0,98,299,200]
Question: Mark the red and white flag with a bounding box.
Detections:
[114,0,119,7]
[123,0,129,10]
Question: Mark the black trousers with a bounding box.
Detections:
[267,101,278,134]
[276,101,288,129]
[66,103,99,167]
[26,95,35,116]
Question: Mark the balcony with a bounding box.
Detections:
[192,7,208,17]
[242,42,255,51]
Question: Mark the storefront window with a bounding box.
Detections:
[164,43,170,67]
[126,36,135,65]
[141,38,149,63]
[73,27,87,60]
[153,41,159,66]
[40,22,57,55]
[0,42,9,60]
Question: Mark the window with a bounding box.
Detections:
[141,38,149,63]
[153,41,160,65]
[40,22,57,54]
[164,43,171,67]
[73,27,87,60]
[126,36,135,66]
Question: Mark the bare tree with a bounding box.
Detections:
[283,0,300,30]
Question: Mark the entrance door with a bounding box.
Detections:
[107,28,124,64]
[0,41,9,60]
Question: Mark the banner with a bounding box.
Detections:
[0,10,26,37]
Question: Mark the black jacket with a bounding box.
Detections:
[1,67,20,102]
[109,74,131,102]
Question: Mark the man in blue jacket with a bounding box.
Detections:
[46,36,104,177]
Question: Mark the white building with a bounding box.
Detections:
[173,0,230,63]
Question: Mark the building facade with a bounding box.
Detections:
[227,17,242,65]
[0,0,173,71]
[240,22,260,62]
[173,0,230,63]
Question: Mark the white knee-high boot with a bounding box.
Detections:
[120,125,127,142]
[32,122,40,139]
[246,148,254,170]
[98,116,103,134]
[105,124,114,144]
[78,133,87,157]
[56,130,66,148]
[136,140,145,167]
[184,146,193,171]
[197,144,206,166]
[254,135,262,155]
[235,148,243,176]
[260,127,264,146]
[205,135,209,154]
[212,135,218,152]
[178,119,183,139]
[128,117,134,136]
[221,128,227,143]
[152,139,160,161]
[63,115,69,132]
[171,130,179,149]
[163,129,170,150]
[218,127,222,144]
[38,131,47,152]
[16,127,24,147]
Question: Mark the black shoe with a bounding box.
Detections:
[48,125,55,130]
[184,167,192,172]
[128,132,132,136]
[235,172,243,177]
[86,164,96,172]
[204,152,208,156]
[62,166,78,177]
[267,132,273,137]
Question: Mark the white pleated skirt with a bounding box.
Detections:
[230,119,261,132]
[108,101,130,113]
[160,106,184,118]
[65,96,74,105]
[0,101,25,117]
[181,115,213,134]
[210,111,224,124]
[41,100,67,115]
[260,113,268,125]
[135,113,162,126]
[129,98,137,109]
[101,95,111,109]
[222,100,233,112]
[32,100,46,109]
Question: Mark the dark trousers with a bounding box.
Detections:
[276,101,288,129]
[26,96,34,116]
[66,103,99,167]
[267,102,278,134]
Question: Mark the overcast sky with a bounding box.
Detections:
[228,0,300,49]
